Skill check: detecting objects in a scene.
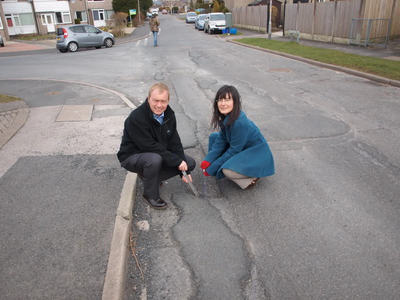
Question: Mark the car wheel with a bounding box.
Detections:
[59,49,68,53]
[68,42,78,52]
[104,38,113,48]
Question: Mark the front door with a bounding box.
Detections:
[6,15,21,35]
[41,14,55,33]
[92,10,105,27]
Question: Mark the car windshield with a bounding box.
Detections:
[188,12,197,16]
[210,14,225,21]
[199,15,206,20]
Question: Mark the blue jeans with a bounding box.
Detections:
[153,31,158,46]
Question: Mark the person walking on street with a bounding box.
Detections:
[117,83,196,210]
[201,85,275,190]
[149,13,160,47]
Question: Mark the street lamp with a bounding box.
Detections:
[268,0,272,39]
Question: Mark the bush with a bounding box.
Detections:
[74,18,81,24]
[110,12,128,37]
[213,0,220,12]
[132,12,145,27]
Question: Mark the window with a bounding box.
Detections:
[41,14,53,25]
[93,10,104,21]
[0,17,3,29]
[19,14,35,26]
[105,10,114,20]
[13,15,20,26]
[70,26,86,33]
[85,25,99,33]
[55,12,72,24]
[75,11,87,22]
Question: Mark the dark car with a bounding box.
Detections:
[0,33,4,47]
[56,25,115,53]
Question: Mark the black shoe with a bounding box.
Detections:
[142,193,168,210]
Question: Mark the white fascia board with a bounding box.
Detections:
[3,2,33,14]
[34,0,70,13]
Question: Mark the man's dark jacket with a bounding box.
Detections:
[117,99,186,169]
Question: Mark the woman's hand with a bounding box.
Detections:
[201,161,211,177]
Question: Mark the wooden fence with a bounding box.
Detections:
[232,0,399,43]
[284,0,399,43]
[232,5,270,33]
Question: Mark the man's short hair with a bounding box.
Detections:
[148,83,170,99]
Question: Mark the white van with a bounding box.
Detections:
[151,8,159,15]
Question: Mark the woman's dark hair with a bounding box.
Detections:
[211,85,242,130]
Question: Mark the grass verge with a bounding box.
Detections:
[235,38,400,81]
[0,94,22,104]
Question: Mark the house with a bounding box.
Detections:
[1,0,37,37]
[86,0,114,28]
[0,0,114,41]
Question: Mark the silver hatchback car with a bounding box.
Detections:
[56,25,115,53]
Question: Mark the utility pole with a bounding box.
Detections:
[138,0,141,24]
[268,0,272,39]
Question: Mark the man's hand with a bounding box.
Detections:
[182,173,192,183]
[178,160,188,171]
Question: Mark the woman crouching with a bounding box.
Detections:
[201,85,275,189]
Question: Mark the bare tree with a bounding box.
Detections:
[162,0,181,13]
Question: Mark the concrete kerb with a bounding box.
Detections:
[102,172,137,300]
[0,78,138,300]
[117,32,151,45]
[227,40,400,88]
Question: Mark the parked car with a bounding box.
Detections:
[186,12,198,23]
[195,14,207,30]
[0,33,4,47]
[56,25,115,53]
[204,13,226,34]
[146,12,153,18]
[162,9,168,14]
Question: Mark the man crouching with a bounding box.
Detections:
[117,82,196,209]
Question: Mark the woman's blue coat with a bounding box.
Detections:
[204,111,275,180]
